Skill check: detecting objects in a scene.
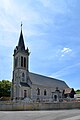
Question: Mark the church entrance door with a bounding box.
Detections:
[54,95,57,101]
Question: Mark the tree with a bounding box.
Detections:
[0,80,11,97]
[76,89,80,94]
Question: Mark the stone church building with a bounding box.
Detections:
[11,26,69,102]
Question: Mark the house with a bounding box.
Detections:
[63,88,75,98]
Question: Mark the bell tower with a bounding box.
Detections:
[13,23,30,72]
[11,24,30,100]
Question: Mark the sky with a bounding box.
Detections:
[0,0,80,90]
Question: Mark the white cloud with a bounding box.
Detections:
[61,47,72,53]
[61,47,72,57]
[56,47,72,58]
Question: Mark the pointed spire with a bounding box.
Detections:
[18,22,25,51]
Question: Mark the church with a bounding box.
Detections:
[11,25,70,102]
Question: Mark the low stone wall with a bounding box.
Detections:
[0,101,80,111]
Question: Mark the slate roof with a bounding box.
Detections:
[29,72,69,90]
[18,29,25,51]
[20,82,30,87]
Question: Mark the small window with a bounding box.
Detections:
[21,56,23,67]
[15,73,17,81]
[44,89,47,96]
[22,73,25,77]
[37,88,40,95]
[22,73,25,81]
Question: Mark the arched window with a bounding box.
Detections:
[54,95,57,101]
[37,88,40,95]
[44,89,47,96]
[21,56,26,68]
[24,57,26,68]
[14,57,18,68]
[21,56,23,67]
[22,73,25,81]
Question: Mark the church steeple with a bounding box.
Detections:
[12,23,31,100]
[18,23,25,51]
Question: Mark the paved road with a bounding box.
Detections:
[0,110,80,120]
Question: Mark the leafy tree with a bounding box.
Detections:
[0,80,11,97]
[76,89,80,94]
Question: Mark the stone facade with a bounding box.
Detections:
[11,27,69,102]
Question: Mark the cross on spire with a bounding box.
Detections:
[21,22,23,30]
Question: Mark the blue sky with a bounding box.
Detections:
[0,0,80,90]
